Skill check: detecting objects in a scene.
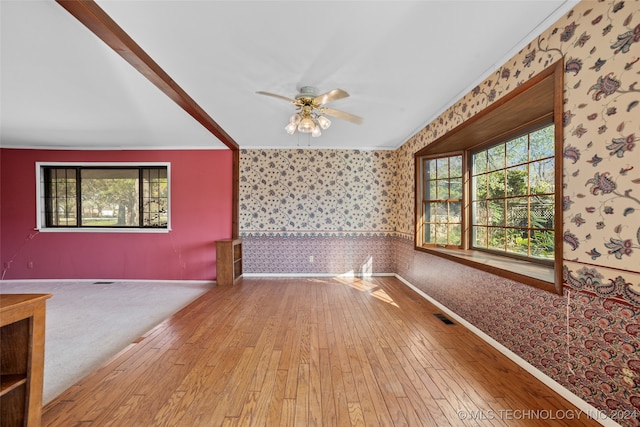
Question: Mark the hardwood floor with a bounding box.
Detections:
[42,277,601,426]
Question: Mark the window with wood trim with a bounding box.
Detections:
[471,122,555,261]
[414,60,563,294]
[38,164,169,230]
[420,154,463,247]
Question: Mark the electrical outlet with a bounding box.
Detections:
[27,261,34,269]
[309,255,314,263]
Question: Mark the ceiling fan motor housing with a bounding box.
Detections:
[296,86,318,100]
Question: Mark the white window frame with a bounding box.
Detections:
[36,162,171,233]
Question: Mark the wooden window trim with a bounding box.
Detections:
[419,152,465,249]
[414,59,564,294]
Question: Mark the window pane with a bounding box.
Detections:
[450,179,462,200]
[530,195,554,228]
[506,165,528,197]
[435,202,447,222]
[529,158,555,194]
[472,201,487,225]
[425,159,437,180]
[530,125,554,160]
[450,155,462,178]
[435,223,448,245]
[142,168,168,227]
[81,169,139,227]
[530,230,554,259]
[423,202,436,223]
[473,226,488,248]
[52,176,77,226]
[506,197,528,228]
[46,168,77,226]
[488,199,505,226]
[473,151,487,175]
[436,157,449,178]
[487,144,505,171]
[506,135,528,166]
[488,170,505,198]
[473,174,488,200]
[506,228,529,255]
[488,227,505,250]
[55,195,77,225]
[424,223,435,244]
[425,180,437,200]
[450,202,461,221]
[437,180,450,200]
[449,224,462,245]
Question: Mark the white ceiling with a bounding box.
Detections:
[1,1,575,151]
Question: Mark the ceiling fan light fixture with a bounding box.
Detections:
[289,113,301,125]
[285,122,297,134]
[317,115,331,130]
[257,86,363,139]
[297,116,316,133]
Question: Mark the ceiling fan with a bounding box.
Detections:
[256,86,363,137]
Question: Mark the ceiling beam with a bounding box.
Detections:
[55,0,239,150]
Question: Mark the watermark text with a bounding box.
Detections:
[456,409,638,421]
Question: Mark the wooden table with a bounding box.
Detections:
[1,293,52,427]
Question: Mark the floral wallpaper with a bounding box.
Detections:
[239,149,397,236]
[242,235,394,275]
[240,0,640,423]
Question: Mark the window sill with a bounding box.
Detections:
[36,227,170,233]
[415,246,559,294]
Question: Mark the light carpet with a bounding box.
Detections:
[0,280,213,403]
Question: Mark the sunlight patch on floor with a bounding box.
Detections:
[335,276,377,291]
[370,288,398,307]
[333,274,399,307]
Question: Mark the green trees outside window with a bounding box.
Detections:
[418,123,555,263]
[43,166,168,228]
[471,124,555,260]
[421,155,463,246]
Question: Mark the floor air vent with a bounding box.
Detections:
[93,281,115,285]
[434,313,455,325]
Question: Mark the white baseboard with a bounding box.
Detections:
[394,274,617,427]
[241,272,395,278]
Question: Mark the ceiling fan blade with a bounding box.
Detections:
[256,91,296,103]
[320,107,363,124]
[314,88,349,106]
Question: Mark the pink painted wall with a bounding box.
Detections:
[0,148,233,281]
